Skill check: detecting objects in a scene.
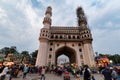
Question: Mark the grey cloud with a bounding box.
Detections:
[0,0,120,54]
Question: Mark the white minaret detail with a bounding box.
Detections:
[36,6,52,66]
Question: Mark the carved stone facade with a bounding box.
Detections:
[36,6,95,67]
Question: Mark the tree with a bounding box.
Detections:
[31,50,38,58]
[106,54,120,64]
[21,51,30,57]
[0,47,10,56]
[21,51,30,64]
[0,46,19,57]
[30,50,38,65]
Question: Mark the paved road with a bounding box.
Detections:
[8,73,104,80]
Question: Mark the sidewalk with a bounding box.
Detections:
[11,73,103,80]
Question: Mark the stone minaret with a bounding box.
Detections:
[76,7,87,27]
[35,6,52,66]
[77,7,95,67]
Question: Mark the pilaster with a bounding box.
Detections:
[83,41,95,67]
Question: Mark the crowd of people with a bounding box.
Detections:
[0,64,119,80]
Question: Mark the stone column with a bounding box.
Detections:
[36,41,48,66]
[76,50,81,67]
[83,41,95,67]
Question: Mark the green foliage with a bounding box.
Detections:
[29,50,38,65]
[107,54,120,64]
[99,54,105,57]
[0,46,19,57]
[21,51,30,57]
[30,50,38,58]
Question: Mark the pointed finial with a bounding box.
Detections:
[76,6,87,27]
[43,6,52,28]
[45,6,52,16]
[76,6,84,18]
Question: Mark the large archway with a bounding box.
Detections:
[55,46,76,65]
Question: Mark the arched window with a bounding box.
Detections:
[49,55,52,59]
[77,36,80,39]
[68,36,71,39]
[57,44,59,46]
[78,43,81,46]
[80,55,83,59]
[55,36,58,39]
[72,44,74,47]
[50,48,52,51]
[73,36,75,39]
[79,48,82,52]
[43,30,45,32]
[87,35,89,37]
[51,35,53,38]
[50,43,53,45]
[60,36,62,39]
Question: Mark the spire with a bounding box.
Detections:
[45,6,52,16]
[76,7,87,27]
[43,6,52,28]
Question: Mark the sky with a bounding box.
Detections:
[0,0,120,54]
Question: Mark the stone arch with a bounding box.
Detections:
[55,46,76,65]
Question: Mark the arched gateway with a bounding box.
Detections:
[36,6,95,67]
[55,46,76,64]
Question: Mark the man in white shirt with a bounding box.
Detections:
[0,66,9,80]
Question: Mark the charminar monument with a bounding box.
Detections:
[36,6,95,67]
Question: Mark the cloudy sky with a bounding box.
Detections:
[0,0,120,54]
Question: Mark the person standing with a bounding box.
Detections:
[102,67,112,80]
[38,66,42,76]
[111,67,118,80]
[9,64,15,80]
[0,66,8,80]
[83,67,91,80]
[41,66,46,80]
[23,65,29,79]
